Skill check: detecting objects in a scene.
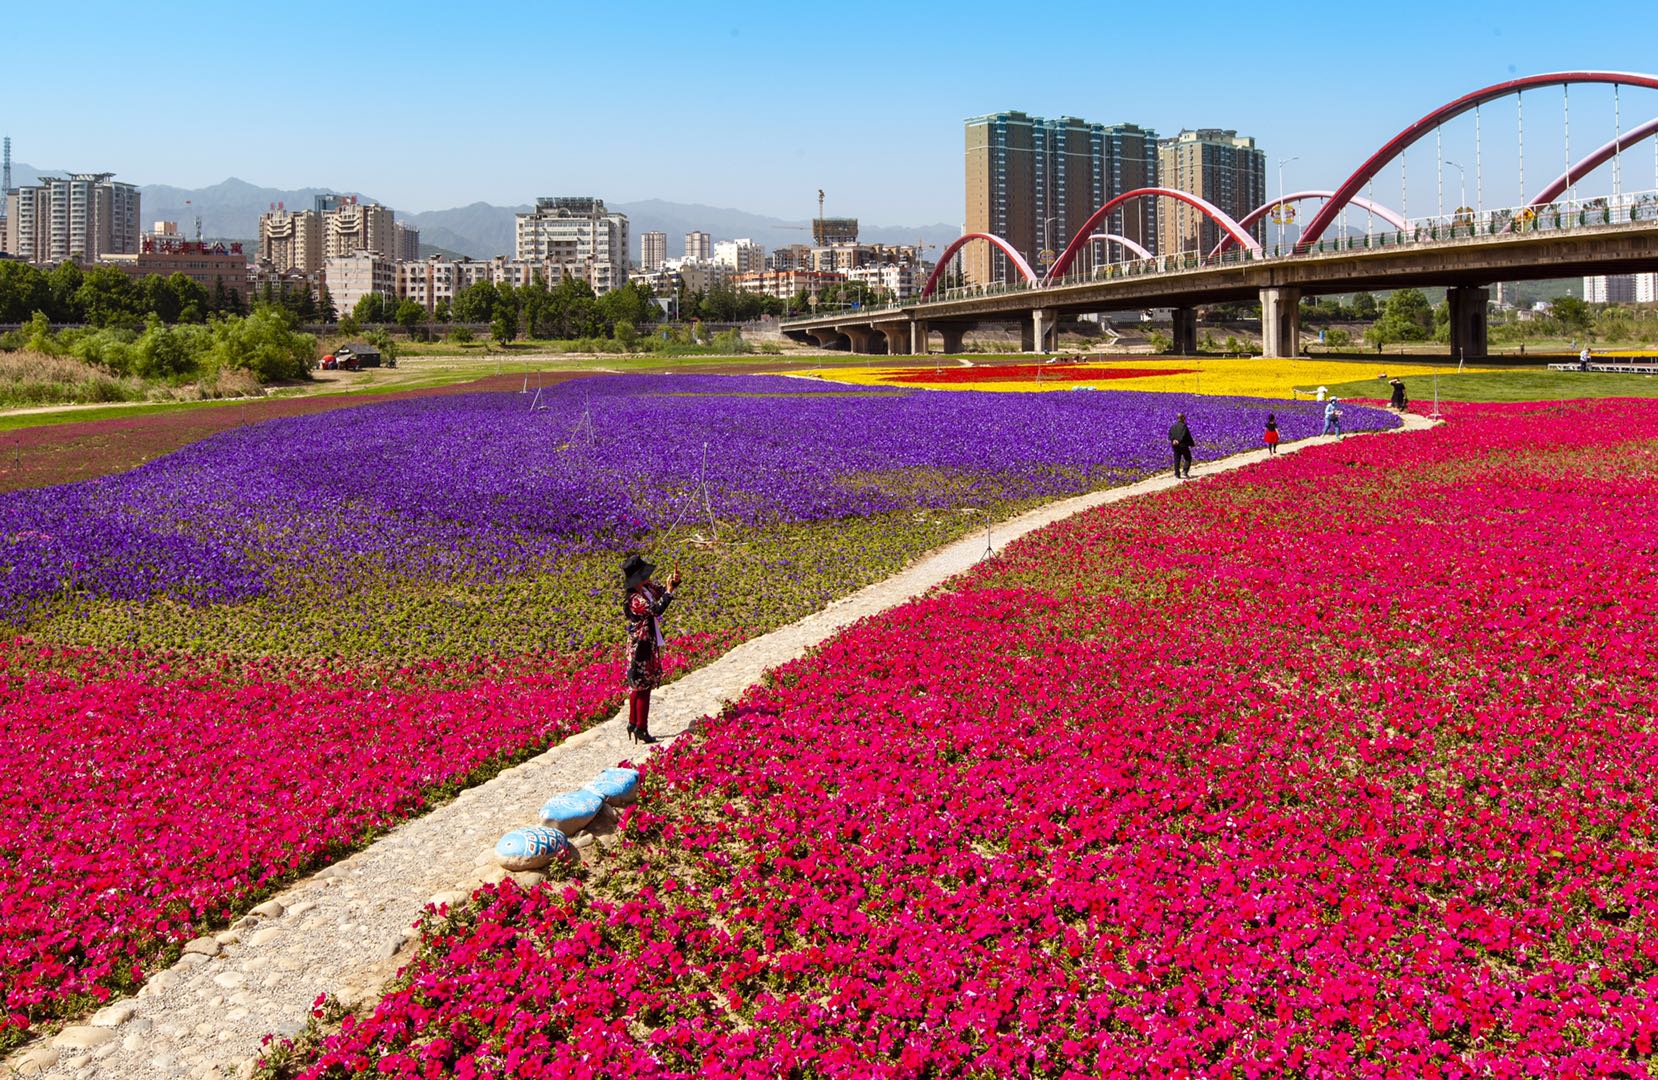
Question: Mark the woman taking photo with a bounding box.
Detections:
[621,554,681,744]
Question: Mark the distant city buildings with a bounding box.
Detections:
[683,230,711,262]
[812,217,858,246]
[257,196,418,275]
[713,238,766,274]
[103,220,247,296]
[1584,273,1657,303]
[3,172,140,264]
[1156,128,1266,255]
[514,196,628,293]
[964,112,1161,286]
[640,230,667,271]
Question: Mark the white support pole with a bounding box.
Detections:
[1475,104,1484,212]
[1436,127,1445,221]
[1563,84,1572,207]
[1614,85,1623,201]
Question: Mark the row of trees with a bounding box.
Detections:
[4,307,316,382]
[0,261,251,327]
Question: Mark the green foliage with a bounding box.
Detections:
[394,300,428,339]
[353,293,396,325]
[205,307,316,382]
[1366,288,1434,346]
[1549,296,1593,335]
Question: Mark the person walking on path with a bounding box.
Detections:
[1169,413,1195,479]
[1388,378,1408,411]
[622,554,681,744]
[1264,413,1280,456]
[1322,397,1343,438]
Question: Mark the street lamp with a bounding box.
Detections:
[1040,215,1062,279]
[1276,156,1300,255]
[1444,159,1468,219]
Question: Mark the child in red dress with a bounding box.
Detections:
[1264,413,1280,455]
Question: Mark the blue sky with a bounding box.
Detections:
[7,0,1658,226]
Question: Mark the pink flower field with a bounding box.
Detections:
[0,632,740,1041]
[287,400,1658,1077]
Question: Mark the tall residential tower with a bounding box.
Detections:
[1156,129,1266,255]
[963,112,1159,286]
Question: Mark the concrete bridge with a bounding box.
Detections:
[782,213,1658,359]
[784,70,1658,361]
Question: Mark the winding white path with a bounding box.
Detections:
[5,415,1434,1080]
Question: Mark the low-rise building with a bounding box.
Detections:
[845,262,921,301]
[105,230,249,297]
[731,269,845,300]
[325,252,396,315]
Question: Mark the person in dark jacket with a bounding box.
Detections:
[1388,378,1408,411]
[621,554,681,744]
[1169,413,1195,479]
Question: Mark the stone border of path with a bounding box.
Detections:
[5,413,1435,1080]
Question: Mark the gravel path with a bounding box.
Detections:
[4,415,1433,1080]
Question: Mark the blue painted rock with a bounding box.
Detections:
[539,789,605,833]
[494,826,570,871]
[583,767,640,807]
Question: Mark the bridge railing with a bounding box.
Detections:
[780,188,1658,325]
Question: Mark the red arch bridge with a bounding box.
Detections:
[782,71,1658,358]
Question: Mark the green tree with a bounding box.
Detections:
[47,262,85,322]
[317,285,338,324]
[394,299,428,340]
[75,267,146,329]
[206,307,315,381]
[1368,288,1433,345]
[353,292,395,324]
[1349,292,1379,319]
[1550,296,1593,336]
[451,281,499,324]
[433,298,451,324]
[0,262,52,323]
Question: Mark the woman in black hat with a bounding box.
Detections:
[621,554,681,744]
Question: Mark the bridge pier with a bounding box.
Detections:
[910,320,928,355]
[807,329,848,350]
[935,324,968,354]
[839,325,886,355]
[1447,286,1489,361]
[1171,307,1198,356]
[1024,309,1058,353]
[1260,286,1302,359]
[878,323,911,355]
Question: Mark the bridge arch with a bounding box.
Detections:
[1088,232,1154,261]
[1211,191,1409,257]
[1045,187,1261,284]
[1529,115,1658,207]
[919,232,1038,299]
[1299,71,1658,248]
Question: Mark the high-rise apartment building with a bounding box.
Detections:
[257,208,323,274]
[640,230,667,270]
[964,113,1159,286]
[683,230,711,262]
[324,199,398,260]
[1156,129,1266,256]
[2,172,140,265]
[259,198,415,273]
[1584,273,1657,303]
[514,196,629,293]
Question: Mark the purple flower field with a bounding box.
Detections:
[0,375,1397,619]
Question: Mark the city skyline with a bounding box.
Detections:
[4,1,1658,228]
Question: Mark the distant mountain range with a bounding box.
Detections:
[7,163,961,262]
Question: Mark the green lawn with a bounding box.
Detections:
[1323,368,1658,403]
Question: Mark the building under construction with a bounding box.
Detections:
[812,217,858,246]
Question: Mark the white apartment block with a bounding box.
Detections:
[324,253,396,316]
[713,238,766,274]
[845,263,921,301]
[396,255,627,313]
[3,172,139,264]
[683,230,711,261]
[640,230,667,271]
[514,196,629,294]
[1584,274,1658,303]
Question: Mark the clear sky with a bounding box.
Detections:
[6,0,1658,226]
